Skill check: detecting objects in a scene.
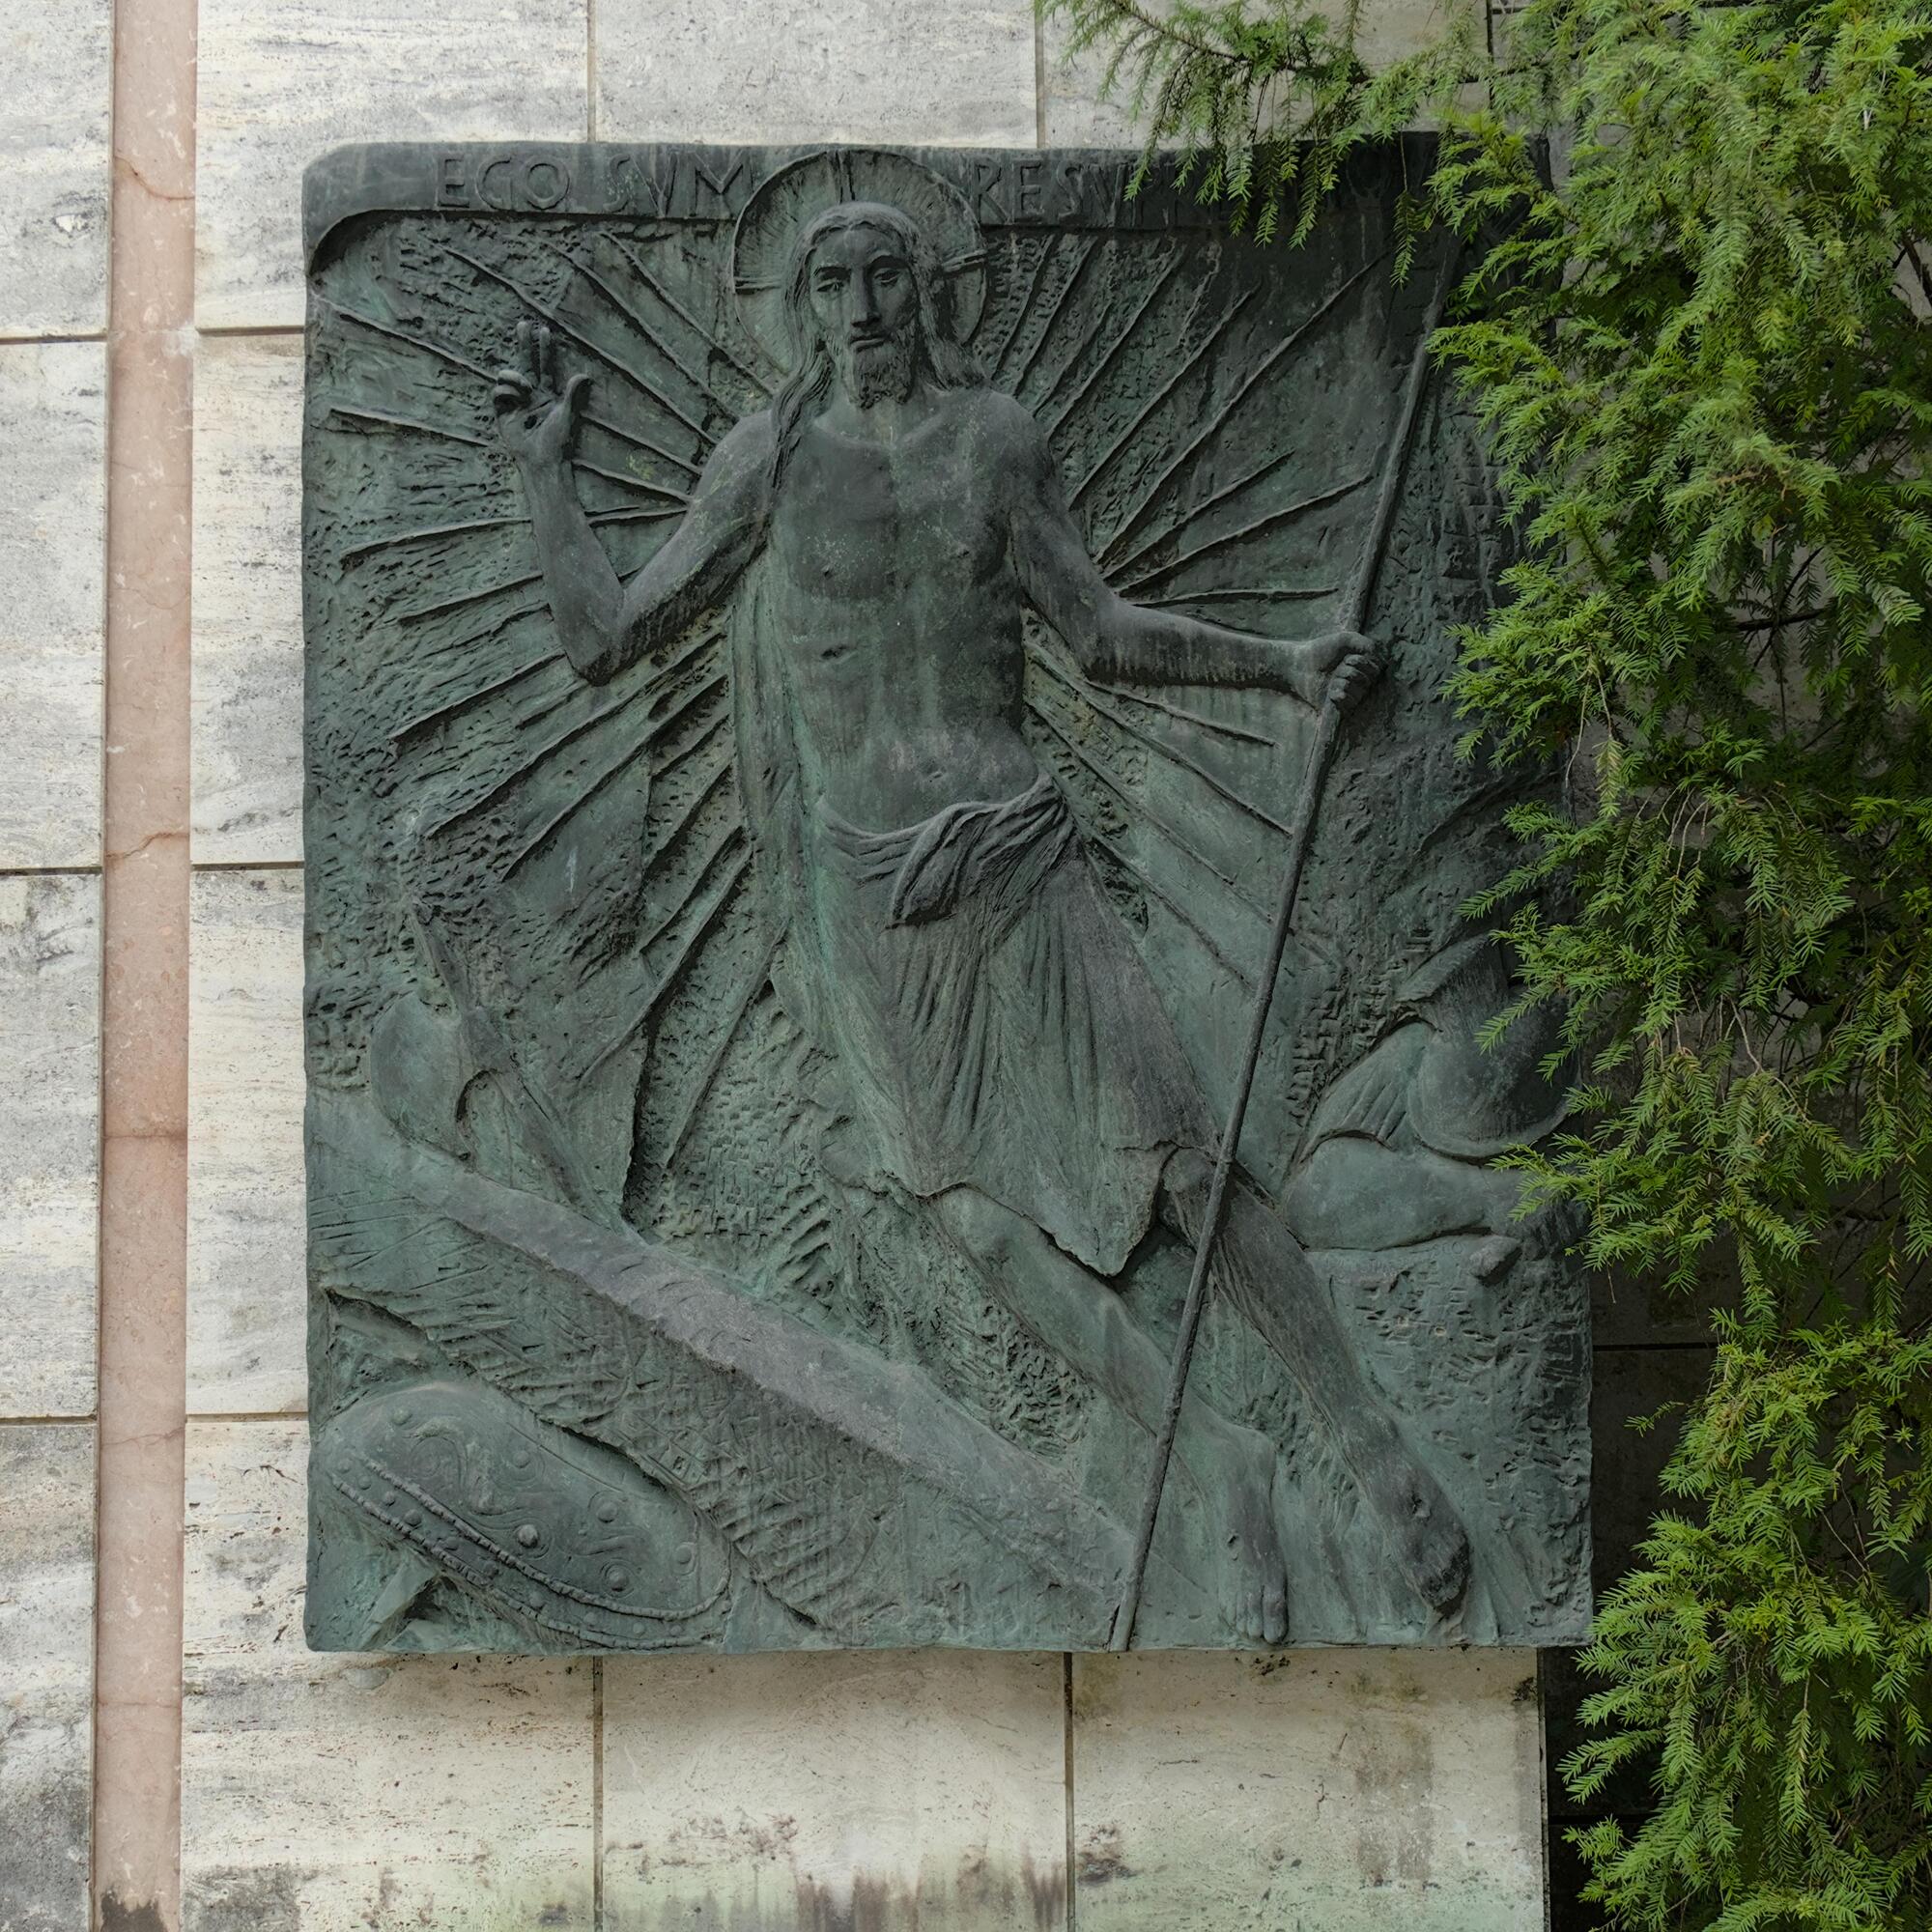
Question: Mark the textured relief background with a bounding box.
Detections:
[296,139,1588,1660]
[0,1,1693,1927]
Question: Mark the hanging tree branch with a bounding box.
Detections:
[1049,0,1932,1923]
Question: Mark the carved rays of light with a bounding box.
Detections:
[318,241,754,711]
[316,288,706,482]
[324,219,1378,678]
[1065,280,1258,516]
[1085,682,1278,750]
[445,244,721,454]
[389,631,559,741]
[340,500,682,569]
[1083,251,1385,568]
[404,605,728,941]
[1023,690,1263,983]
[1004,235,1102,402]
[1027,649,1293,838]
[993,232,1392,987]
[312,212,1398,1197]
[559,224,1386,1047]
[985,231,1069,385]
[1037,254,1186,441]
[1022,696,1267,920]
[658,929,784,1172]
[583,833,753,1082]
[496,669,730,881]
[608,239,772,395]
[327,404,491,446]
[326,417,687,576]
[422,680,654,843]
[313,230,773,1228]
[321,229,778,714]
[1111,469,1375,601]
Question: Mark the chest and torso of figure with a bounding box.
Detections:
[763,389,1042,828]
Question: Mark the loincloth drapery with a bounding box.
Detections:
[810,774,1209,1277]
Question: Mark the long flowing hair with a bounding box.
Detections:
[767,201,980,491]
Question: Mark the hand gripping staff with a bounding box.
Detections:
[1111,249,1458,1651]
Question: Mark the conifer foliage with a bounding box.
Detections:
[1044,0,1932,1922]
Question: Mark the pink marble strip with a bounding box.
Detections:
[95,0,195,1924]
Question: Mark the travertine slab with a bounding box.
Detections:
[192,334,305,866]
[181,1418,596,1931]
[1070,1649,1545,1929]
[602,1649,1067,1929]
[0,1,112,337]
[196,0,590,329]
[0,343,105,869]
[593,0,1038,147]
[0,1424,95,1932]
[187,869,306,1414]
[0,875,100,1420]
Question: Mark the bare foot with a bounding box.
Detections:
[1353,1430,1470,1612]
[1182,1425,1288,1645]
[1226,1452,1290,1644]
[1151,1421,1290,1646]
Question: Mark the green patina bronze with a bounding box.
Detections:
[299,139,1589,1655]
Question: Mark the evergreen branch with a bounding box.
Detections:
[1052,0,1932,1920]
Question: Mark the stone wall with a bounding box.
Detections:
[0,3,1575,1928]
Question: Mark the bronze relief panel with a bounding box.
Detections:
[300,140,1589,1654]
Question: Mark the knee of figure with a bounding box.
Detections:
[938,1188,1016,1269]
[817,1117,871,1189]
[1160,1149,1214,1227]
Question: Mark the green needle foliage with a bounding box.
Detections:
[1043,0,1932,1923]
[1045,0,1477,244]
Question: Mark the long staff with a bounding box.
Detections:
[1110,249,1457,1651]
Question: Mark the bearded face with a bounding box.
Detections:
[804,219,922,409]
[838,323,917,408]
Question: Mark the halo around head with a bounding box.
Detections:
[730,149,987,373]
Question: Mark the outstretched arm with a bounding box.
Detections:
[1007,404,1381,711]
[495,323,771,685]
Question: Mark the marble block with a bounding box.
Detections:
[187,868,306,1414]
[0,342,105,869]
[602,1648,1068,1929]
[0,874,100,1421]
[196,0,590,328]
[0,1423,96,1932]
[181,1418,596,1931]
[1070,1648,1546,1929]
[192,334,305,867]
[593,0,1038,148]
[0,0,113,337]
